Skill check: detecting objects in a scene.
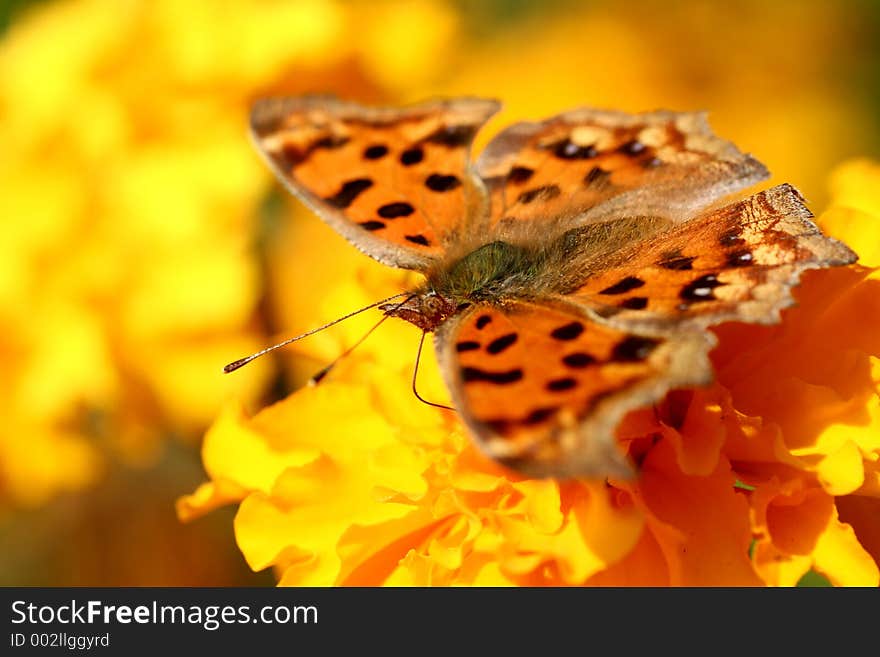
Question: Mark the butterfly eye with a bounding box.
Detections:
[423,294,455,322]
[423,295,443,314]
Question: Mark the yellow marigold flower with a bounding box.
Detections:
[821,160,880,267]
[0,0,459,506]
[180,157,880,586]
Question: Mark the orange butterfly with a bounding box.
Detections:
[229,96,856,479]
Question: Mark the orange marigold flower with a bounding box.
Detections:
[180,160,880,587]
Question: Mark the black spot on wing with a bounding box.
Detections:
[363,144,388,160]
[475,314,492,330]
[486,332,518,355]
[325,178,373,209]
[551,138,597,160]
[314,134,351,149]
[524,407,558,425]
[461,366,523,385]
[727,249,754,267]
[546,377,578,392]
[600,276,645,295]
[405,234,430,246]
[719,228,746,247]
[427,124,476,147]
[618,140,646,156]
[359,220,386,231]
[400,147,424,166]
[611,336,660,362]
[562,352,596,368]
[584,166,610,185]
[507,166,535,184]
[680,274,724,302]
[456,341,480,352]
[657,252,696,270]
[378,202,415,218]
[425,173,461,192]
[518,185,561,204]
[277,131,349,167]
[620,297,648,310]
[550,321,584,340]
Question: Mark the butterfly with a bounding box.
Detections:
[239,95,856,479]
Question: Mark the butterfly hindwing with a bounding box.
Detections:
[565,184,857,327]
[477,108,768,235]
[435,300,712,478]
[251,96,500,270]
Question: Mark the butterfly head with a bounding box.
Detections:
[380,291,460,332]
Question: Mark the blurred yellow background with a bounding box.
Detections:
[0,0,877,585]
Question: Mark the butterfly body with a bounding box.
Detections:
[435,240,538,300]
[249,96,857,479]
[391,216,676,329]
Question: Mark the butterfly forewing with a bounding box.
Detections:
[436,301,712,478]
[250,96,500,270]
[478,109,768,234]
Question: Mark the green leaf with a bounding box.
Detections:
[797,570,833,587]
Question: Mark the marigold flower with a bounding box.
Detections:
[180,159,880,586]
[0,0,459,506]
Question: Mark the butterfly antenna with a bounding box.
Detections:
[223,292,409,373]
[310,292,417,383]
[412,330,455,411]
[308,313,390,385]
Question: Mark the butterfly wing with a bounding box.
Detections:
[436,300,712,478]
[477,108,768,234]
[251,95,500,270]
[565,184,857,326]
